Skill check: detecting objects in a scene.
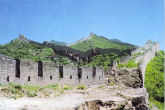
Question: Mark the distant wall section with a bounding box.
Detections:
[138,41,160,87]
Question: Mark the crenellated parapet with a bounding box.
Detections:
[0,54,104,86]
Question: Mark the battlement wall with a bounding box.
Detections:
[0,55,104,86]
[138,41,160,87]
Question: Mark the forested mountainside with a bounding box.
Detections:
[69,33,136,52]
[0,39,72,65]
[0,34,136,68]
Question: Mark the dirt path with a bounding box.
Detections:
[0,93,85,110]
[0,85,148,110]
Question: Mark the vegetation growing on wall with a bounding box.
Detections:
[117,59,138,68]
[145,51,164,109]
[117,52,142,68]
[132,52,143,58]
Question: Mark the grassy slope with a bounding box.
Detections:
[70,35,135,52]
[0,39,55,61]
[145,51,164,109]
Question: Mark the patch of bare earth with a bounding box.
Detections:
[0,84,148,110]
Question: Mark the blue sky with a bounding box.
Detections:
[0,0,164,50]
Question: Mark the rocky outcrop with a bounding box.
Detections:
[105,41,160,88]
[76,98,148,110]
[107,68,143,88]
[75,87,149,110]
[75,100,127,110]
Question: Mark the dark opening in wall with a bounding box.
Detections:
[59,66,63,78]
[15,59,20,78]
[7,76,9,82]
[99,76,100,79]
[70,75,72,79]
[87,75,88,79]
[78,68,82,79]
[93,67,96,77]
[50,75,52,80]
[28,76,30,81]
[38,61,43,77]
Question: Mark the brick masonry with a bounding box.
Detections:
[0,54,104,86]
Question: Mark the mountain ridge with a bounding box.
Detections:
[47,33,134,50]
[69,33,136,52]
[0,34,137,64]
[67,33,96,46]
[49,40,67,46]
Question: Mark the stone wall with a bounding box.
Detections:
[0,54,104,86]
[120,55,131,63]
[138,41,159,87]
[106,41,160,88]
[0,40,159,87]
[0,54,16,84]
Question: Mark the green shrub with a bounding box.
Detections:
[118,59,138,68]
[118,52,143,68]
[8,82,15,86]
[60,89,64,93]
[1,88,10,93]
[11,88,24,97]
[145,51,164,109]
[77,84,87,90]
[88,53,120,69]
[13,95,18,100]
[148,103,153,109]
[132,52,143,57]
[14,84,22,90]
[149,97,164,110]
[109,82,115,86]
[11,88,19,94]
[63,86,72,90]
[42,84,60,90]
[27,91,37,97]
[23,85,40,92]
